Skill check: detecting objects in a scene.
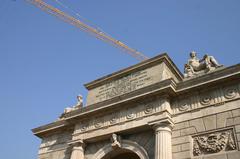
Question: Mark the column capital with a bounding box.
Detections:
[68,139,85,148]
[149,118,174,133]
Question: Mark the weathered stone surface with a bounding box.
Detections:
[189,118,205,132]
[216,111,232,128]
[173,151,191,159]
[203,115,217,131]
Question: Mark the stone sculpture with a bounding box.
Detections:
[111,133,121,149]
[76,95,83,108]
[58,95,84,119]
[184,51,222,78]
[193,129,236,156]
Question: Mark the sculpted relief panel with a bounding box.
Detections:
[173,83,240,114]
[192,128,237,156]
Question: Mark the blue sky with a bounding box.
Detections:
[0,0,240,158]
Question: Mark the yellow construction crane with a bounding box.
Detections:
[26,0,149,61]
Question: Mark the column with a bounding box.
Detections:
[69,140,85,159]
[154,122,173,159]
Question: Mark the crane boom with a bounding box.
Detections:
[26,0,149,61]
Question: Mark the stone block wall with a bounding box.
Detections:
[38,131,72,159]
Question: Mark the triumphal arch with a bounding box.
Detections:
[33,53,240,159]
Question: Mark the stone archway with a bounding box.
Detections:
[102,148,140,159]
[92,140,149,159]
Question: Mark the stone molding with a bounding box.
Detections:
[74,98,169,135]
[173,83,240,114]
[92,140,149,159]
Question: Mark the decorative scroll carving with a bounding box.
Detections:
[178,99,190,111]
[80,124,88,132]
[109,116,117,125]
[126,111,135,119]
[224,87,238,99]
[94,122,103,128]
[200,94,212,106]
[193,129,237,156]
[144,103,154,114]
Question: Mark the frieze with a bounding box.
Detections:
[74,98,164,134]
[173,83,240,114]
[192,128,237,156]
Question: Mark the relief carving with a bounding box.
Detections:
[111,134,121,149]
[144,103,154,114]
[193,129,236,156]
[94,121,103,128]
[126,111,135,119]
[109,115,118,125]
[80,124,88,132]
[178,99,190,111]
[224,87,238,99]
[200,94,212,106]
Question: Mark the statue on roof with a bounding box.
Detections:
[76,94,83,108]
[184,51,222,78]
[58,94,84,119]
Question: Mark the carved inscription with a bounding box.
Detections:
[96,70,153,101]
[193,128,237,156]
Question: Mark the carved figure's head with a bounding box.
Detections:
[112,133,117,141]
[184,64,190,69]
[77,95,83,101]
[203,54,209,59]
[190,51,197,58]
[207,134,218,145]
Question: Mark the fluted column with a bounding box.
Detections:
[69,140,85,159]
[154,122,173,159]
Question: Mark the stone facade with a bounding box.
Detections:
[32,53,240,159]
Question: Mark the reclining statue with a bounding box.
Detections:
[184,51,222,78]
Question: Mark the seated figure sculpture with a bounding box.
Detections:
[184,51,222,78]
[63,94,83,114]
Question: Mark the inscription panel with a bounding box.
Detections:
[86,63,171,105]
[96,70,152,101]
